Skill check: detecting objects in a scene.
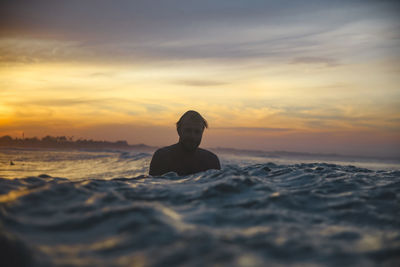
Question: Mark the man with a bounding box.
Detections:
[149,110,221,176]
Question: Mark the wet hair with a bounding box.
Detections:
[176,110,208,130]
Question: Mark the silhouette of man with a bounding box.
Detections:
[149,110,221,176]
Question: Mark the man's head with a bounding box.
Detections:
[176,110,208,152]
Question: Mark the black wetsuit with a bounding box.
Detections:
[149,143,221,176]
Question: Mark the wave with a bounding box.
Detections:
[118,152,152,161]
[0,162,399,266]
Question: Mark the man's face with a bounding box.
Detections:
[178,120,204,152]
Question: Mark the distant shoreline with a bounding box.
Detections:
[0,145,155,152]
[0,135,156,152]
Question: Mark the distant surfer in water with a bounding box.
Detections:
[149,110,221,176]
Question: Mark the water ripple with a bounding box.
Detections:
[0,162,399,266]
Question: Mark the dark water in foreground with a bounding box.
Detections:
[0,150,400,266]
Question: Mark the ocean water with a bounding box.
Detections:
[0,149,399,267]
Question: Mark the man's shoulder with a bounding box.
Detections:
[197,148,221,169]
[153,144,177,156]
[197,148,219,159]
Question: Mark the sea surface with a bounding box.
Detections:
[0,149,399,267]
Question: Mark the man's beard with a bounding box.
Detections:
[180,138,200,152]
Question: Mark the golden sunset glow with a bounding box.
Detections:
[1,1,399,157]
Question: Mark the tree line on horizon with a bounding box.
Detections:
[0,135,133,149]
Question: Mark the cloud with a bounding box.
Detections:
[89,72,116,78]
[290,56,340,67]
[4,97,172,121]
[2,1,398,39]
[214,127,293,132]
[5,97,111,107]
[0,38,82,64]
[144,104,169,113]
[175,80,228,87]
[275,104,400,132]
[1,0,398,66]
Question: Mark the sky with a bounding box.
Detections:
[0,0,399,157]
